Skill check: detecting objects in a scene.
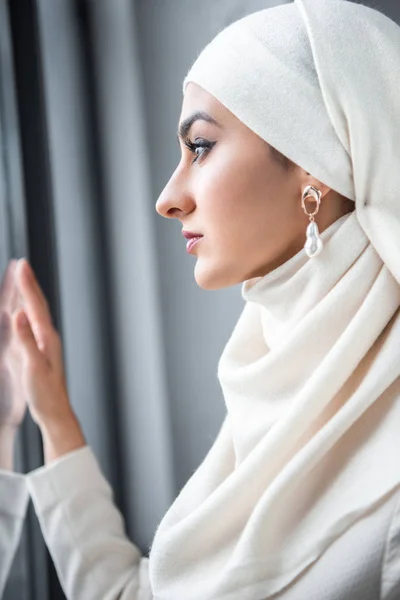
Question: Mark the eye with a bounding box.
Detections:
[184,138,216,164]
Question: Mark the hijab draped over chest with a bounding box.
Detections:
[149,1,400,598]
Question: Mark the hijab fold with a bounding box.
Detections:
[149,2,400,598]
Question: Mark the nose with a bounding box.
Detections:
[155,168,196,219]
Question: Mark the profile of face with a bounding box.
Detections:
[155,82,354,290]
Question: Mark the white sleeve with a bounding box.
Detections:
[380,491,400,600]
[0,470,29,598]
[26,446,153,600]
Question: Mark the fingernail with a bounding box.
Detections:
[18,258,29,274]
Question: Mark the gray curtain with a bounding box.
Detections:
[2,0,400,598]
[29,0,257,557]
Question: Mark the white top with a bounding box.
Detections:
[1,443,400,600]
[144,210,400,599]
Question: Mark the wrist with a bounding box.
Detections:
[0,425,18,471]
[40,411,86,465]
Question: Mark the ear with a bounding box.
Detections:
[300,171,331,199]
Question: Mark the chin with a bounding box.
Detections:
[193,260,242,290]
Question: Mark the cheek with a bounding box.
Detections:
[196,147,294,262]
[198,152,258,225]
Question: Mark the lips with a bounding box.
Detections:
[182,230,203,239]
[186,236,203,253]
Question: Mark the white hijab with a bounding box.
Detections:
[149,1,400,598]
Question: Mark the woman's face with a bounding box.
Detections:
[155,83,344,290]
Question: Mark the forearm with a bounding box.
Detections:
[0,427,29,598]
[26,445,151,600]
[39,411,87,465]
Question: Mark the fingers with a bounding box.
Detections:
[16,259,53,339]
[0,260,19,314]
[14,260,64,375]
[0,261,20,360]
[13,308,48,370]
[19,260,50,311]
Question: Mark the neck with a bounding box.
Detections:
[251,196,355,279]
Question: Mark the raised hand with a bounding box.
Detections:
[0,259,27,429]
[9,258,73,427]
[11,258,85,463]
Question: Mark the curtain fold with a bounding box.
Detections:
[34,0,175,553]
[1,0,49,597]
[82,0,176,546]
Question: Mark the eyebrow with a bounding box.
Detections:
[177,111,222,142]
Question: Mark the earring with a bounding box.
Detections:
[301,185,323,258]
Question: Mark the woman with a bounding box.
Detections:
[1,0,400,598]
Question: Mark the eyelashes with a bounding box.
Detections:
[184,138,216,164]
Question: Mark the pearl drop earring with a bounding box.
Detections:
[301,185,323,258]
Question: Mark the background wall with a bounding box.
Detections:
[135,0,279,490]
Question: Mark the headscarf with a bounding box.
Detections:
[148,2,400,598]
